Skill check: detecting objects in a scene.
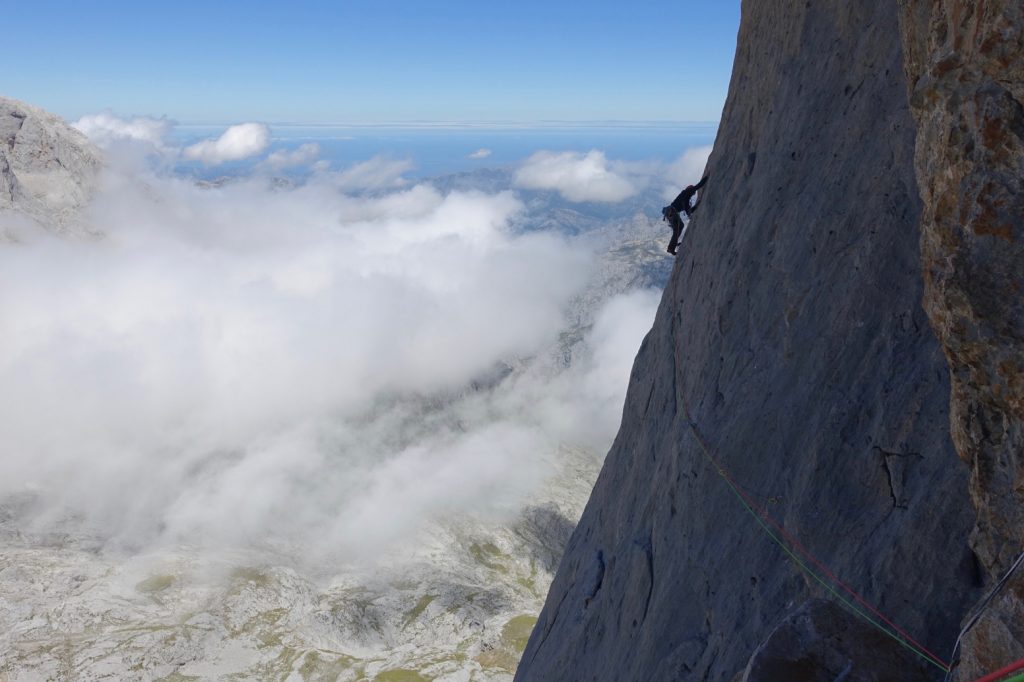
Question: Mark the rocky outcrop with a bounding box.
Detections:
[898,2,1024,678]
[740,599,922,682]
[0,96,100,232]
[516,1,983,680]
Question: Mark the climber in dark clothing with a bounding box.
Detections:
[662,175,710,255]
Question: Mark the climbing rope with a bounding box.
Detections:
[680,384,1024,681]
[993,673,1024,682]
[678,381,953,673]
[974,659,1024,682]
[943,549,1024,681]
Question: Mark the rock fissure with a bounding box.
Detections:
[876,447,924,511]
[637,536,654,627]
[3,110,26,151]
[582,551,605,608]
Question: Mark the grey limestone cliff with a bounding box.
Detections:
[0,96,100,232]
[516,1,981,680]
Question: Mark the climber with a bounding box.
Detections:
[662,175,709,255]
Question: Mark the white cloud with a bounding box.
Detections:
[260,142,320,170]
[333,156,414,191]
[514,150,636,203]
[73,112,173,149]
[499,288,661,453]
[509,146,714,206]
[468,148,492,160]
[662,145,713,201]
[183,122,270,165]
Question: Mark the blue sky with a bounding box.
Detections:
[5,0,739,124]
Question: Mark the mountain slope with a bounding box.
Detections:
[516,1,980,679]
[0,96,100,233]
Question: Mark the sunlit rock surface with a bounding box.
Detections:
[898,1,1024,677]
[0,96,100,233]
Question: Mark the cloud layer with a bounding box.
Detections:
[261,142,321,170]
[4,114,705,564]
[182,122,270,165]
[71,113,713,204]
[0,152,666,562]
[333,156,414,191]
[511,146,712,205]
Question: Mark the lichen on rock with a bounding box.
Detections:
[897,1,1024,677]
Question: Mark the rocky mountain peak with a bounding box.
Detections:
[0,96,101,232]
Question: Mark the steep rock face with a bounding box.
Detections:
[0,96,100,231]
[898,2,1024,677]
[740,599,917,682]
[516,1,979,680]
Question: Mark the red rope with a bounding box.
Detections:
[976,659,1024,682]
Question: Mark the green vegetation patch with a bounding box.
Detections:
[468,542,509,574]
[502,615,538,651]
[516,560,540,596]
[297,650,355,680]
[477,614,539,671]
[248,607,288,647]
[374,669,429,682]
[230,566,272,586]
[135,574,175,594]
[402,594,437,629]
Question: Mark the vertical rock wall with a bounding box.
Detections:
[516,1,981,679]
[898,2,1024,677]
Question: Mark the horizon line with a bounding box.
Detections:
[170,119,721,130]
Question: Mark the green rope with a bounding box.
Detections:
[685,424,951,673]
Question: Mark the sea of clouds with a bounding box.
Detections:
[0,115,706,566]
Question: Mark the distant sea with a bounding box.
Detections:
[169,123,718,179]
